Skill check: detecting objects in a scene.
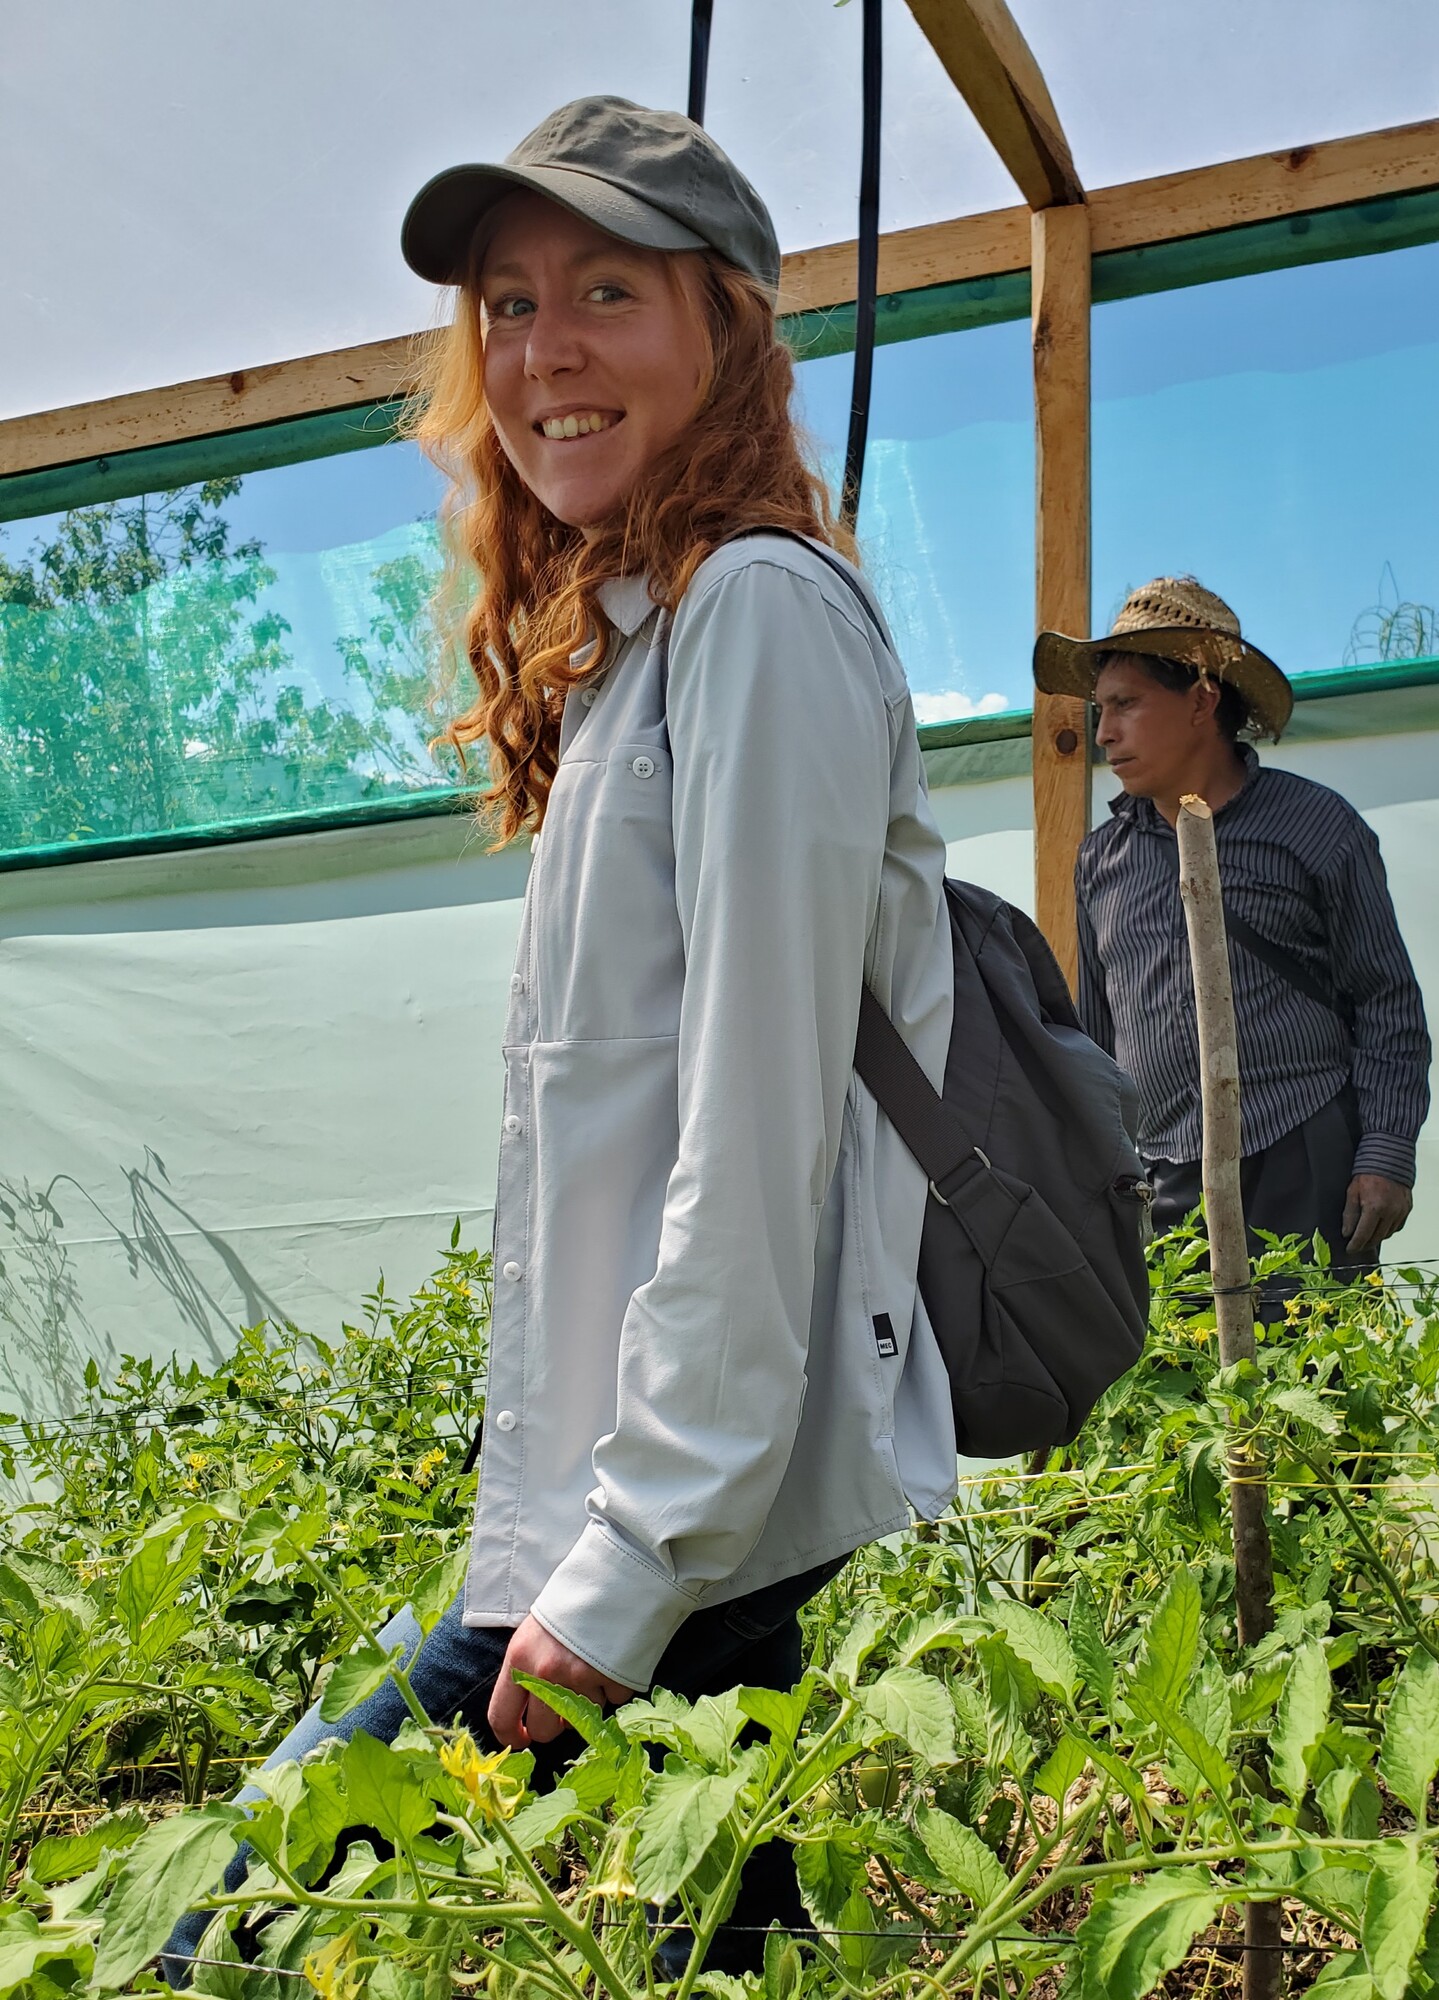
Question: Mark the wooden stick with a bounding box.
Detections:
[1175,792,1281,2000]
[1031,203,1092,991]
[904,0,1083,209]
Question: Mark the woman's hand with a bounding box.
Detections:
[488,1613,634,1748]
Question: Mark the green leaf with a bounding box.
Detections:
[1129,1567,1202,1714]
[1071,1869,1221,2000]
[507,1786,582,1855]
[1300,1950,1379,1999]
[1317,1767,1382,1842]
[114,1528,201,1647]
[1363,1838,1437,2000]
[856,1667,956,1766]
[1128,1683,1236,1803]
[1273,1383,1342,1435]
[92,1802,247,1989]
[1182,1654,1232,1769]
[981,1641,1037,1777]
[236,1508,326,1567]
[1378,1649,1439,1824]
[1035,1734,1088,1806]
[1068,1582,1113,1706]
[763,1928,803,2000]
[916,1805,1007,1908]
[259,1759,349,1882]
[318,1641,404,1723]
[830,1608,885,1688]
[795,1833,868,1928]
[26,1811,146,1886]
[982,1596,1081,1702]
[408,1545,469,1636]
[0,1912,97,1994]
[737,1681,811,1751]
[513,1672,627,1756]
[339,1730,443,1849]
[685,1689,748,1765]
[632,1756,754,1904]
[894,1612,983,1667]
[1271,1640,1331,1803]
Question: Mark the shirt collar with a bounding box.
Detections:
[596,574,658,638]
[1106,742,1261,828]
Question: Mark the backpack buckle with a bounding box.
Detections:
[929,1148,991,1208]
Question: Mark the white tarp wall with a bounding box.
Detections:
[4,692,1436,1419]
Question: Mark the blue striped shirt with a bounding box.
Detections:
[1075,747,1431,1182]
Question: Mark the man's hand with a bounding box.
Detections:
[1342,1174,1413,1256]
[488,1613,634,1749]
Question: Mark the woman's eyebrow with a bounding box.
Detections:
[482,248,648,286]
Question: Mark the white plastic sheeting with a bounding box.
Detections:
[4,0,1439,417]
[3,711,1436,1420]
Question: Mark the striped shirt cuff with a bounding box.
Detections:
[1352,1133,1417,1187]
[530,1520,700,1692]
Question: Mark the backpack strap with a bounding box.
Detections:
[854,988,974,1192]
[1221,900,1350,1023]
[660,528,970,1183]
[1157,829,1349,1025]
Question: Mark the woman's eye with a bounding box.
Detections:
[587,283,630,304]
[488,296,534,321]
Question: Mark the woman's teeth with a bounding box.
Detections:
[539,413,616,439]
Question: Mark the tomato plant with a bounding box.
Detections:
[3,1230,1439,1998]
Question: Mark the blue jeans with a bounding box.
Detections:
[161,1558,844,1986]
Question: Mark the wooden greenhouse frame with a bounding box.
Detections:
[2,2,1438,985]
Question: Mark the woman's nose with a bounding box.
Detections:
[525,307,585,381]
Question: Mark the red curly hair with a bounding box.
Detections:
[408,245,851,844]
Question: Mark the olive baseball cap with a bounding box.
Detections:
[401,95,782,299]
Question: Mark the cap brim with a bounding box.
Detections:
[401,161,707,285]
[1033,625,1294,738]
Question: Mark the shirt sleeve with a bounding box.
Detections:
[1319,821,1432,1186]
[528,557,892,1688]
[1075,864,1115,1056]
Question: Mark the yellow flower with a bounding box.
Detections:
[186,1451,210,1470]
[1366,1270,1385,1289]
[303,1934,362,2000]
[413,1447,445,1490]
[440,1732,526,1825]
[1284,1296,1303,1322]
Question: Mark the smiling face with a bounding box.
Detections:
[477,192,711,532]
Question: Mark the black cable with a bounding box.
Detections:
[688,0,715,125]
[841,0,882,531]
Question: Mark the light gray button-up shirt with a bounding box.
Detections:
[463,535,957,1689]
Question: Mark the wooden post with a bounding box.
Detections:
[1032,202,1092,992]
[1176,794,1282,2000]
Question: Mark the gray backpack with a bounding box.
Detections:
[668,534,1152,1456]
[855,886,1151,1457]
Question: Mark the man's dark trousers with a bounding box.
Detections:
[1147,1086,1377,1287]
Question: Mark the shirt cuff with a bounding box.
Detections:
[529,1520,701,1692]
[1352,1133,1416,1187]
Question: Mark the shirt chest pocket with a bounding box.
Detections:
[530,741,686,1045]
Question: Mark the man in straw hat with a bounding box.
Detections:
[1034,576,1430,1280]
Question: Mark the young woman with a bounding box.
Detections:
[165,93,956,1980]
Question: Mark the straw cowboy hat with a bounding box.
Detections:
[1032,576,1293,740]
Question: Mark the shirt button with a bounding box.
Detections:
[504,1114,522,1136]
[501,1260,523,1283]
[631,754,656,779]
[494,1409,517,1432]
[509,973,524,995]
[580,688,598,707]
